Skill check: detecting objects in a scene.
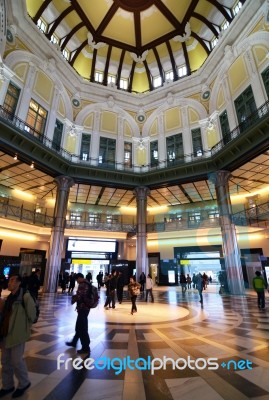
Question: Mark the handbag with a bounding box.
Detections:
[133,286,140,296]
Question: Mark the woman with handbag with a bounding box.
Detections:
[128,276,141,315]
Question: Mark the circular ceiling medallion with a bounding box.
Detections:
[6,27,15,44]
[117,0,154,12]
[72,97,81,108]
[136,110,146,123]
[202,90,211,100]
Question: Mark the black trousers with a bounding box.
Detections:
[131,295,137,312]
[257,291,265,308]
[72,309,90,350]
[117,287,124,303]
[145,289,154,302]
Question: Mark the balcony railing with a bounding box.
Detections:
[1,198,269,232]
[1,99,268,173]
[65,220,136,233]
[0,202,54,227]
[232,202,269,228]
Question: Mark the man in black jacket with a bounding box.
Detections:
[104,269,117,309]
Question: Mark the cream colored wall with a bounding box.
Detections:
[0,219,50,257]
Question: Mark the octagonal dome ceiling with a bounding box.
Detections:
[26,0,244,93]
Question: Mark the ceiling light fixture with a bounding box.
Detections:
[30,162,34,169]
[13,154,17,160]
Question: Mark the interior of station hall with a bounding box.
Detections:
[0,0,269,292]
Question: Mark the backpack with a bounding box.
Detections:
[21,289,40,324]
[84,282,99,309]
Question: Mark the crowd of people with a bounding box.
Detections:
[0,266,267,398]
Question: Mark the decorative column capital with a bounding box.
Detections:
[134,186,150,200]
[54,175,74,191]
[210,170,231,188]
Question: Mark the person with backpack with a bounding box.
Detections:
[65,273,91,355]
[0,274,36,398]
[253,271,267,310]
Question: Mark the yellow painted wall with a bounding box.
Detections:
[124,120,132,137]
[164,107,181,131]
[207,127,219,149]
[100,111,117,134]
[132,70,150,93]
[228,56,248,95]
[84,113,93,129]
[65,135,76,153]
[253,46,269,67]
[26,0,43,17]
[149,119,158,136]
[188,107,199,124]
[73,50,93,79]
[34,71,53,104]
[217,85,225,110]
[14,63,28,83]
[57,96,66,117]
[137,147,146,166]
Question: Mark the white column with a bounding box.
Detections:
[182,106,192,156]
[222,74,238,130]
[117,115,124,169]
[157,112,166,167]
[200,119,209,152]
[211,170,245,295]
[45,87,60,141]
[134,186,150,280]
[90,110,100,166]
[43,176,74,292]
[0,64,14,106]
[17,62,37,121]
[243,47,267,108]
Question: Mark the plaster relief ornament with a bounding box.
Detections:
[130,50,148,64]
[173,22,191,43]
[87,32,106,50]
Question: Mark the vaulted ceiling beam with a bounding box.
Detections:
[60,22,84,51]
[46,6,73,39]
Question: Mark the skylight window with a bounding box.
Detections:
[37,18,47,33]
[233,1,242,16]
[119,78,128,90]
[153,76,162,88]
[95,71,103,83]
[51,34,59,45]
[165,71,174,82]
[108,75,116,84]
[211,37,218,49]
[62,48,70,61]
[178,65,187,78]
[221,20,230,31]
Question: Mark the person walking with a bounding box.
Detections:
[27,269,41,299]
[0,274,36,398]
[117,271,124,304]
[104,270,117,309]
[145,274,154,302]
[68,272,76,294]
[128,276,141,315]
[253,271,267,310]
[186,274,192,290]
[65,273,91,355]
[179,273,187,293]
[139,272,146,293]
[196,273,203,306]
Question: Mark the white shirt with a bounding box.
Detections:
[146,277,153,289]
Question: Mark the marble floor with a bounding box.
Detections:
[0,284,269,400]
